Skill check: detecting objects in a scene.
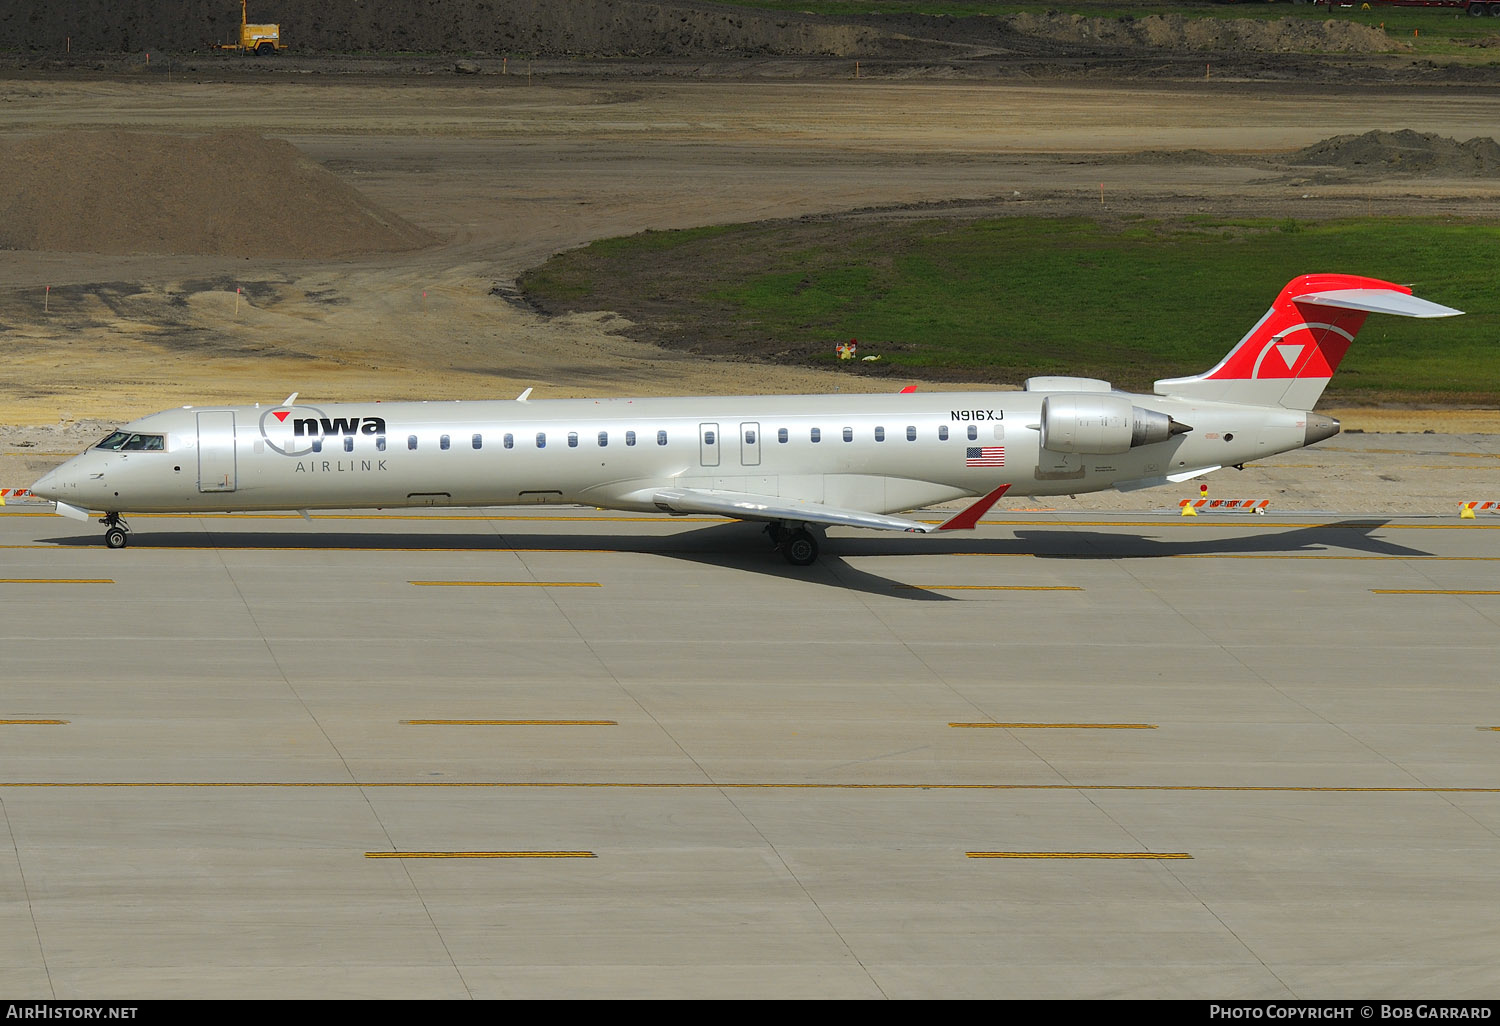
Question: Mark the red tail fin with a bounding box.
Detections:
[1154,274,1460,410]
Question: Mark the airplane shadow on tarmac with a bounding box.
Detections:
[38,517,1432,599]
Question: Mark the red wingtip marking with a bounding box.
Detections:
[273,410,290,422]
[899,385,917,394]
[937,484,1012,532]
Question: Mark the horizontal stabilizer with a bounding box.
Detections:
[1294,288,1462,319]
[1113,465,1221,493]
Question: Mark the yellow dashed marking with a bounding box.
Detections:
[409,581,601,588]
[129,512,721,523]
[365,851,596,859]
[966,851,1191,859]
[0,578,113,584]
[950,722,1156,729]
[402,719,617,726]
[1371,589,1500,595]
[4,782,1498,793]
[895,585,1082,592]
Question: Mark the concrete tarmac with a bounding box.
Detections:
[1,501,1498,998]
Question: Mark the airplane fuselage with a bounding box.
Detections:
[37,389,1320,517]
[31,273,1460,563]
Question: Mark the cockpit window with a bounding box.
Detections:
[96,431,165,451]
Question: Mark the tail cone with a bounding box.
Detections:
[1304,414,1340,446]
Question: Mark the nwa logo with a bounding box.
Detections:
[259,405,386,457]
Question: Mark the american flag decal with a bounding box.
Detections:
[966,446,1005,468]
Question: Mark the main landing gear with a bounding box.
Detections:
[99,512,131,549]
[765,521,820,566]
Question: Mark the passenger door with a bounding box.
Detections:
[196,411,237,493]
[739,421,761,467]
[699,422,720,467]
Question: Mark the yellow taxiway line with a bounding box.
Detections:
[409,580,601,587]
[1371,589,1500,595]
[365,851,596,859]
[4,782,1499,793]
[950,722,1156,729]
[402,719,617,726]
[896,584,1082,591]
[0,578,112,584]
[966,852,1191,859]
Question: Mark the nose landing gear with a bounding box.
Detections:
[99,512,131,549]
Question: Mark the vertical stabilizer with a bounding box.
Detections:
[1154,274,1461,410]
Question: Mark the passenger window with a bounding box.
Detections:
[472,434,483,450]
[343,436,354,453]
[376,436,386,452]
[568,432,578,448]
[704,430,715,445]
[440,434,450,451]
[745,429,755,444]
[874,427,885,442]
[939,425,949,441]
[311,439,323,453]
[504,433,514,449]
[811,428,821,443]
[842,427,853,443]
[906,426,916,441]
[778,428,788,444]
[408,435,418,451]
[598,431,608,447]
[657,430,667,446]
[626,431,636,446]
[967,425,978,441]
[536,433,546,448]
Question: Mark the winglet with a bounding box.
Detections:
[516,387,533,402]
[899,385,917,394]
[936,484,1011,531]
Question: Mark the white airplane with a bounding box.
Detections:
[31,273,1460,564]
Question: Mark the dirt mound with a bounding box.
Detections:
[1291,129,1500,175]
[0,129,433,258]
[1007,13,1398,54]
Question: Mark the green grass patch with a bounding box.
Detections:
[521,215,1500,403]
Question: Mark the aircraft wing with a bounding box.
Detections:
[649,487,934,533]
[647,483,1013,534]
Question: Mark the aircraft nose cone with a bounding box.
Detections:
[29,466,61,498]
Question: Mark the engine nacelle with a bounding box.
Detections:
[1040,393,1184,454]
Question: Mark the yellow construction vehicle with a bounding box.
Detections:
[216,1,284,55]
